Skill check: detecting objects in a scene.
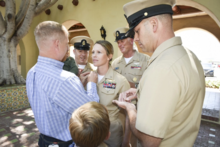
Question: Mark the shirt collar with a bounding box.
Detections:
[118,50,139,64]
[38,56,64,69]
[83,62,92,72]
[118,55,125,64]
[148,37,182,66]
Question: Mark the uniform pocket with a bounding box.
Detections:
[101,88,115,95]
[129,62,144,75]
[128,65,143,83]
[128,70,143,76]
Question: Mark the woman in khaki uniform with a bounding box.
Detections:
[92,40,130,147]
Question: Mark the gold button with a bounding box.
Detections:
[144,12,148,16]
[133,77,137,82]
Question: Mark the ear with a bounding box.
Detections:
[129,38,134,45]
[108,54,113,61]
[105,132,111,140]
[150,17,158,33]
[54,39,60,51]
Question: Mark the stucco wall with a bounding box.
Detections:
[22,0,132,77]
[0,0,220,78]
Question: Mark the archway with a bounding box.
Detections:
[176,0,220,28]
[175,28,220,62]
[172,4,220,41]
[175,28,220,77]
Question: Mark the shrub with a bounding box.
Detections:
[205,80,220,89]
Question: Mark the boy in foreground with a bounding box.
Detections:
[69,102,111,147]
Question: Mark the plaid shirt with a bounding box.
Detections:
[26,56,99,141]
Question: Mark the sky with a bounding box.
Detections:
[175,28,220,62]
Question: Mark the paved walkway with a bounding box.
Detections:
[0,108,39,147]
[1,88,220,147]
[202,88,220,122]
[194,121,220,147]
[0,108,220,147]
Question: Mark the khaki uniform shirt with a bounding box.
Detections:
[136,37,205,147]
[112,51,149,84]
[97,67,130,147]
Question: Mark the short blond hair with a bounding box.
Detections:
[69,102,110,147]
[34,21,67,43]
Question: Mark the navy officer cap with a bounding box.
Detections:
[123,0,176,37]
[113,27,133,41]
[70,36,94,51]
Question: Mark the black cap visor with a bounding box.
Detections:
[74,39,90,50]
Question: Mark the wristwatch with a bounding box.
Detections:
[135,82,139,88]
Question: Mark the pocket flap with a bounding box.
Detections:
[101,88,115,95]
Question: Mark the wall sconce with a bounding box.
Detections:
[45,9,51,15]
[100,26,106,40]
[57,5,63,10]
[0,0,5,7]
[72,0,79,6]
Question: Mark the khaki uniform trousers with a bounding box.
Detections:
[104,118,123,147]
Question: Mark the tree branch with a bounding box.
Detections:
[35,0,58,16]
[0,12,6,36]
[35,0,51,15]
[5,0,16,40]
[16,0,36,41]
[15,0,30,29]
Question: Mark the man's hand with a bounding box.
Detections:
[80,72,90,87]
[125,88,137,102]
[77,69,83,77]
[88,71,98,83]
[119,88,138,102]
[121,142,131,147]
[112,100,136,111]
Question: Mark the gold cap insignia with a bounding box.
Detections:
[82,40,85,46]
[144,12,148,16]
[116,32,119,37]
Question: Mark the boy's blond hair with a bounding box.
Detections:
[69,102,110,147]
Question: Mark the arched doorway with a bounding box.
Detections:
[175,28,220,62]
[172,5,220,41]
[175,0,220,27]
[175,28,220,78]
[62,20,93,63]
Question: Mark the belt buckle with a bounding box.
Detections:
[49,143,59,147]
